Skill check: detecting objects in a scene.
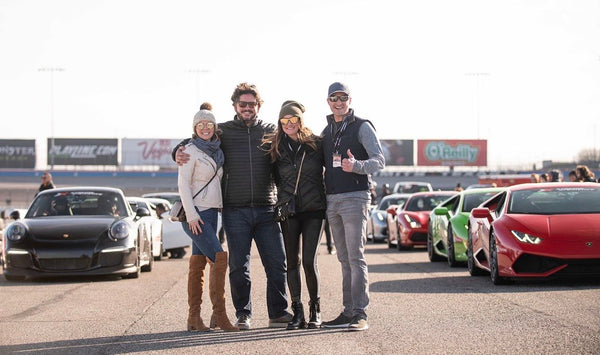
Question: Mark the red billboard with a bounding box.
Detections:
[417,139,487,166]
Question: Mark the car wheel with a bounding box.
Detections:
[367,225,374,243]
[123,248,141,279]
[427,226,443,262]
[467,231,485,276]
[154,234,163,261]
[387,222,395,249]
[141,247,153,272]
[4,274,26,282]
[173,247,186,259]
[447,227,458,267]
[397,240,412,251]
[490,231,509,285]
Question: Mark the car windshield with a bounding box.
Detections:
[462,191,500,212]
[508,186,600,214]
[378,196,407,210]
[26,191,129,218]
[405,194,452,212]
[395,184,431,193]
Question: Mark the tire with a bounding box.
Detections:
[154,232,163,261]
[173,247,186,259]
[123,245,141,279]
[490,231,509,285]
[447,227,458,267]
[397,240,412,251]
[4,274,26,282]
[141,246,153,272]
[387,221,395,249]
[467,232,485,276]
[427,226,443,262]
[367,225,374,243]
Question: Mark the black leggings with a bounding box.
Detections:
[281,216,324,302]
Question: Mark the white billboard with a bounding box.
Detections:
[121,139,181,167]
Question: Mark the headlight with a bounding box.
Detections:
[403,214,421,228]
[511,230,542,244]
[376,212,385,221]
[5,222,27,241]
[109,220,131,241]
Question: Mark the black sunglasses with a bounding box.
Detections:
[328,95,349,102]
[237,101,258,108]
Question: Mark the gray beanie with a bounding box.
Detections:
[193,109,216,132]
[279,100,305,120]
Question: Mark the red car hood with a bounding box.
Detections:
[404,211,432,225]
[507,214,600,241]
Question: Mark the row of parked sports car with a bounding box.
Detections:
[1,187,195,281]
[367,182,600,284]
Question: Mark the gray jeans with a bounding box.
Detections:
[326,192,370,318]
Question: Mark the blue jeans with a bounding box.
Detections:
[181,207,223,262]
[326,193,370,319]
[222,206,289,319]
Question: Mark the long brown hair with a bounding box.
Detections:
[262,119,318,163]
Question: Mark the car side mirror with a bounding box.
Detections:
[433,207,448,216]
[136,207,151,218]
[386,207,397,217]
[471,207,492,221]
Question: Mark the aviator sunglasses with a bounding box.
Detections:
[328,95,349,102]
[196,122,215,129]
[280,117,299,125]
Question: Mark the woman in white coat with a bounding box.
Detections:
[178,103,238,332]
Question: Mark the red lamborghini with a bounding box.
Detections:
[467,182,600,284]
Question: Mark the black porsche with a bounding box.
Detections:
[2,187,154,281]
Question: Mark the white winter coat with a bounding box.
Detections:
[177,142,223,223]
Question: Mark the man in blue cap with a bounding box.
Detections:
[320,82,385,331]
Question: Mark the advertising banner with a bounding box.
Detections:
[417,139,487,166]
[121,138,180,168]
[380,139,414,166]
[0,139,36,168]
[48,138,118,165]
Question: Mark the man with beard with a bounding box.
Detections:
[173,83,291,330]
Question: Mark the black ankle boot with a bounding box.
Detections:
[286,302,306,330]
[308,298,321,329]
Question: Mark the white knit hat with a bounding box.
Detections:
[193,109,216,132]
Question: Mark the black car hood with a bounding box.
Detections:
[24,216,118,241]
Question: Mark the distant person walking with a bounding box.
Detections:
[38,171,55,195]
[320,82,385,332]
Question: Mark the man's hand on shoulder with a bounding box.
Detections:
[176,146,190,166]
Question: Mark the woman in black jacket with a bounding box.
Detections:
[262,100,327,330]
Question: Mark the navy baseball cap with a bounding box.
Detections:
[328,82,350,97]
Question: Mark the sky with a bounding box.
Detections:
[1,0,599,170]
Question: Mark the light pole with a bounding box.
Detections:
[186,69,211,107]
[38,67,65,169]
[466,72,490,139]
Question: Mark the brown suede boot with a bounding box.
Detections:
[187,255,209,332]
[209,251,239,331]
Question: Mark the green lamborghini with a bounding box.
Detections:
[427,187,504,267]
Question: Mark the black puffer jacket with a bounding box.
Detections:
[172,117,277,207]
[220,118,277,207]
[274,136,326,214]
